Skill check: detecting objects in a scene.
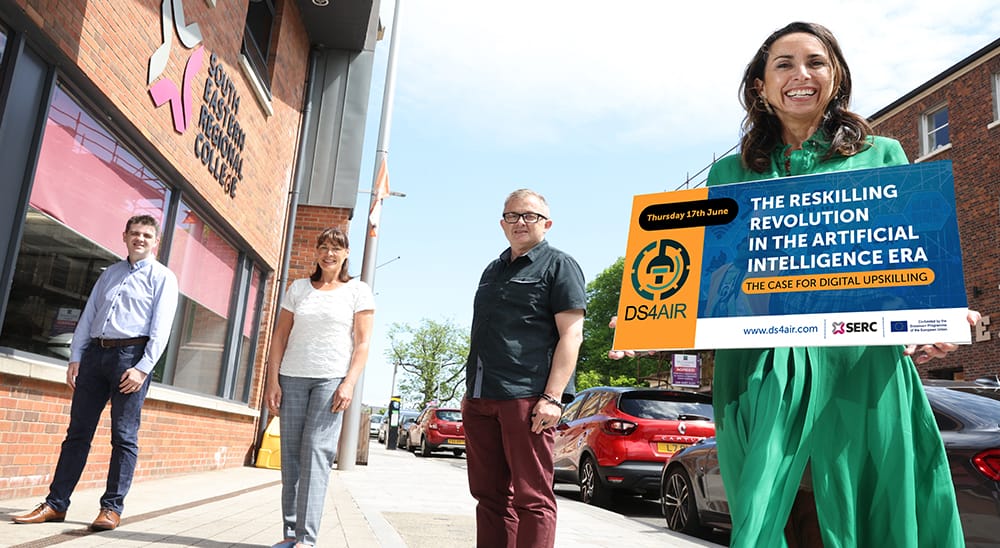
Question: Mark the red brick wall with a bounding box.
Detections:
[871,50,1000,380]
[286,205,354,286]
[0,374,255,500]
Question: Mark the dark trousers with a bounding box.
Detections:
[46,342,150,514]
[463,397,557,548]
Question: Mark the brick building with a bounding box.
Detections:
[870,37,1000,381]
[0,0,383,500]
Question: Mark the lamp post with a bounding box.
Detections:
[389,359,400,400]
[337,0,404,471]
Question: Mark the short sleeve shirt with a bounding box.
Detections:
[279,278,375,378]
[465,240,587,400]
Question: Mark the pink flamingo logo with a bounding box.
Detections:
[146,0,204,134]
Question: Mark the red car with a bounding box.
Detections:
[553,387,714,506]
[404,406,465,457]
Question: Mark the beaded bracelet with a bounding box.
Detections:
[538,392,564,409]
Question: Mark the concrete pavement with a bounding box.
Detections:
[2,438,725,547]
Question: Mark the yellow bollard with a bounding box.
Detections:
[255,416,281,469]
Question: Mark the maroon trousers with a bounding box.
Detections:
[463,397,557,548]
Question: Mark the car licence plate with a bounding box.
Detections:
[446,439,464,445]
[657,442,688,454]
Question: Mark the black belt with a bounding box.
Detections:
[96,336,150,348]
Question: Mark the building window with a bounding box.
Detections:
[922,104,950,154]
[1,24,8,69]
[160,202,239,394]
[0,86,171,360]
[232,263,264,402]
[0,84,266,402]
[992,72,1000,123]
[242,0,275,99]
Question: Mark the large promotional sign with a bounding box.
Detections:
[613,161,970,351]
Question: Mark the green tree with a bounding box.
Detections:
[577,257,676,389]
[577,257,626,388]
[386,318,469,409]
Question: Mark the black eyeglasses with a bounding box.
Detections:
[502,212,548,224]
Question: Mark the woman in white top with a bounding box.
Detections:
[264,227,375,548]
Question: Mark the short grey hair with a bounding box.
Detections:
[503,189,550,216]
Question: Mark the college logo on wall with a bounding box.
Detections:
[630,239,691,301]
[144,0,246,198]
[147,0,203,133]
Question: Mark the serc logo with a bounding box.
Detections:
[630,239,691,301]
[831,321,878,335]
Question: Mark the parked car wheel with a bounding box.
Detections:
[452,449,463,457]
[420,436,432,457]
[662,466,705,534]
[580,456,611,506]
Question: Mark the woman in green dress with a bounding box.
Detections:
[707,22,978,548]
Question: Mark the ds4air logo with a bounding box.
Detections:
[630,239,691,301]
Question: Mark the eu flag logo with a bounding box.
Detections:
[890,321,908,332]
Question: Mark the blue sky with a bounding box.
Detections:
[349,1,1000,407]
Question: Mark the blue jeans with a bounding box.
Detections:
[278,374,345,546]
[46,342,150,514]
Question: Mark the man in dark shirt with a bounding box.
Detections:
[463,189,586,548]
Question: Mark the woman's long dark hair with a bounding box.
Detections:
[739,21,873,173]
[310,227,352,283]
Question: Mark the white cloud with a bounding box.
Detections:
[388,1,1000,148]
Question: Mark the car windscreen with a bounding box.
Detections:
[618,393,714,421]
[436,410,462,422]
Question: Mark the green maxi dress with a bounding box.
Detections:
[706,133,965,548]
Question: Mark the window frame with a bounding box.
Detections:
[921,103,950,155]
[992,72,1000,124]
[230,262,266,402]
[0,81,267,404]
[0,22,8,69]
[160,199,242,395]
[241,0,276,100]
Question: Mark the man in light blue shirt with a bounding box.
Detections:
[13,214,178,532]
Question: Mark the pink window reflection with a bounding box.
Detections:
[30,87,169,255]
[170,205,237,319]
[244,269,261,338]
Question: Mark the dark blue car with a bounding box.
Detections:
[660,379,1000,546]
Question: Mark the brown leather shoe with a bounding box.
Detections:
[90,508,120,531]
[12,502,67,524]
